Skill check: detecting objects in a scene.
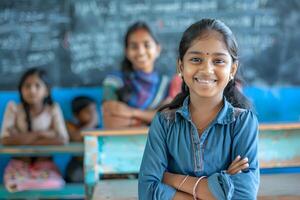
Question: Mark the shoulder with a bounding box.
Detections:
[102,71,124,86]
[5,101,17,112]
[48,103,63,115]
[231,107,259,136]
[5,101,24,114]
[152,108,177,128]
[233,107,258,124]
[49,102,60,110]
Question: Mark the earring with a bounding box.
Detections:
[230,75,234,80]
[178,73,182,77]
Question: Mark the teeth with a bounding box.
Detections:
[194,77,216,83]
[136,56,147,62]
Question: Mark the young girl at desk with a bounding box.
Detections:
[102,21,181,128]
[1,68,69,192]
[139,19,259,199]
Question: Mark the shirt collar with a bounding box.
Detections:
[175,96,236,125]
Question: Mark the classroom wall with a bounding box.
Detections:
[0,0,299,89]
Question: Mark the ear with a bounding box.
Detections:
[45,89,50,98]
[230,61,239,79]
[156,44,161,57]
[177,59,184,75]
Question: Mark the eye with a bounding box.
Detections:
[23,83,31,89]
[190,57,203,63]
[144,42,151,49]
[128,43,138,50]
[35,83,41,89]
[213,58,226,65]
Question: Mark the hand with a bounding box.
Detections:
[34,130,55,138]
[103,101,135,118]
[103,114,137,128]
[7,127,19,136]
[227,155,249,175]
[85,112,99,128]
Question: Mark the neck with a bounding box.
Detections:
[189,93,223,114]
[28,103,44,115]
[189,93,224,133]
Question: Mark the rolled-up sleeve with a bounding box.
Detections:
[207,110,260,200]
[138,114,176,200]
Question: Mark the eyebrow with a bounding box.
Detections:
[187,51,228,56]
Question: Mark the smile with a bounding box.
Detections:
[194,77,217,84]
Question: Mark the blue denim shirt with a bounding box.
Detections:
[138,96,259,200]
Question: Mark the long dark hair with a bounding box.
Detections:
[118,21,160,101]
[160,18,251,111]
[18,68,53,131]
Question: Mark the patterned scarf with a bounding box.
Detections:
[120,70,162,109]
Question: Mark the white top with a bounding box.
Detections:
[1,101,69,143]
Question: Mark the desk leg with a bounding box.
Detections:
[84,136,99,200]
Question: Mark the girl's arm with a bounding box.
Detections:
[164,173,215,200]
[0,102,37,145]
[32,104,69,145]
[28,104,69,145]
[176,111,259,200]
[103,112,142,128]
[102,101,150,128]
[163,156,249,199]
[131,108,156,124]
[1,129,38,145]
[138,114,177,200]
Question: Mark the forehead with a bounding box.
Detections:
[79,103,96,113]
[186,30,229,55]
[127,29,155,43]
[23,74,43,84]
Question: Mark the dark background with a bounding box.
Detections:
[0,0,299,90]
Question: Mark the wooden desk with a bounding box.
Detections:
[83,123,300,200]
[0,142,85,199]
[0,142,84,156]
[82,127,149,137]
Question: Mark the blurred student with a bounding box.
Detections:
[1,68,68,192]
[102,21,182,128]
[65,96,99,182]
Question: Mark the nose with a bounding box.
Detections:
[200,60,214,74]
[29,85,37,94]
[137,45,146,55]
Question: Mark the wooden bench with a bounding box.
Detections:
[0,142,85,199]
[83,123,300,200]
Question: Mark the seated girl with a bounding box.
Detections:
[1,68,69,192]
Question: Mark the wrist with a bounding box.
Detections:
[177,175,189,191]
[193,176,207,200]
[131,108,138,118]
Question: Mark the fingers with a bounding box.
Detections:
[227,156,249,175]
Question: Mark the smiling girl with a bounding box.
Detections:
[102,21,182,128]
[139,19,259,200]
